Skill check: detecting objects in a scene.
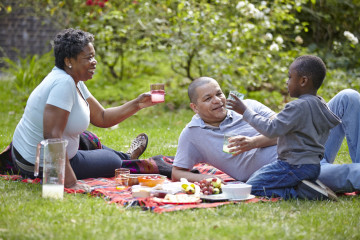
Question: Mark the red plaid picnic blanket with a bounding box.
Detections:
[71,177,279,213]
[4,155,358,213]
[74,172,278,213]
[0,159,281,213]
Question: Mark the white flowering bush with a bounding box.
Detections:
[269,42,280,52]
[344,31,359,45]
[295,36,303,45]
[295,0,360,72]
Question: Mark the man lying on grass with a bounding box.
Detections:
[172,74,360,200]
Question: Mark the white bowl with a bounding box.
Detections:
[222,183,252,200]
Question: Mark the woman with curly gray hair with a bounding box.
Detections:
[11,29,158,191]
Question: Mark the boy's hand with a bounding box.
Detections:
[228,135,256,155]
[226,93,247,115]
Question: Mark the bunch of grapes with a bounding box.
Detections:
[194,178,222,195]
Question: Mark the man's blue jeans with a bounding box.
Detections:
[318,89,360,192]
[246,161,320,199]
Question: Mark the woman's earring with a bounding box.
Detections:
[69,65,72,69]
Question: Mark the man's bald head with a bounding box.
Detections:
[188,77,218,103]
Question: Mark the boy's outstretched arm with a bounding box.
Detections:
[227,93,247,114]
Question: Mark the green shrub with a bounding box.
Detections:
[0,51,54,96]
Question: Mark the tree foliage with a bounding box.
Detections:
[298,0,360,70]
[1,0,359,107]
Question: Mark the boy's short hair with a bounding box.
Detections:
[293,55,326,89]
[188,77,214,103]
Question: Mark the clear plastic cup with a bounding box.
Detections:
[226,90,244,109]
[223,133,237,154]
[150,83,165,103]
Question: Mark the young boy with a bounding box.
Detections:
[227,55,341,200]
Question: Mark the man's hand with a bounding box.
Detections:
[226,93,247,115]
[227,135,257,155]
[172,166,216,182]
[227,135,277,155]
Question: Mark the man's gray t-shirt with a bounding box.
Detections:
[173,99,277,182]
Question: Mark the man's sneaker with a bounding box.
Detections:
[126,133,148,160]
[296,179,338,201]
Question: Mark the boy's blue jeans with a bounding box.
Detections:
[246,160,320,199]
[246,89,360,197]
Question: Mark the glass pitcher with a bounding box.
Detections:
[35,138,68,199]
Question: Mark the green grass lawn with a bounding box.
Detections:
[0,79,359,240]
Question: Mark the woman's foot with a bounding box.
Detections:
[126,133,148,159]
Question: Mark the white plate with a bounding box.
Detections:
[229,194,256,201]
[200,193,229,201]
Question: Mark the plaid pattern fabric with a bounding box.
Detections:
[0,161,281,214]
[143,199,234,213]
[192,163,236,182]
[0,174,41,183]
[0,133,279,213]
[75,176,278,213]
[4,172,358,213]
[145,197,280,213]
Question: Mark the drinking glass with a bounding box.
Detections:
[223,133,237,154]
[226,91,244,109]
[115,168,130,187]
[150,83,165,103]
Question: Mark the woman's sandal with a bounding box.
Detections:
[126,133,148,159]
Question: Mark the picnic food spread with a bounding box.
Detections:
[197,178,222,195]
[131,186,152,198]
[152,194,202,204]
[129,175,237,204]
[138,175,166,187]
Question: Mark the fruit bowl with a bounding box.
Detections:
[221,183,252,200]
[137,175,166,187]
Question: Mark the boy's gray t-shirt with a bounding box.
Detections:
[173,99,277,182]
[243,94,341,165]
